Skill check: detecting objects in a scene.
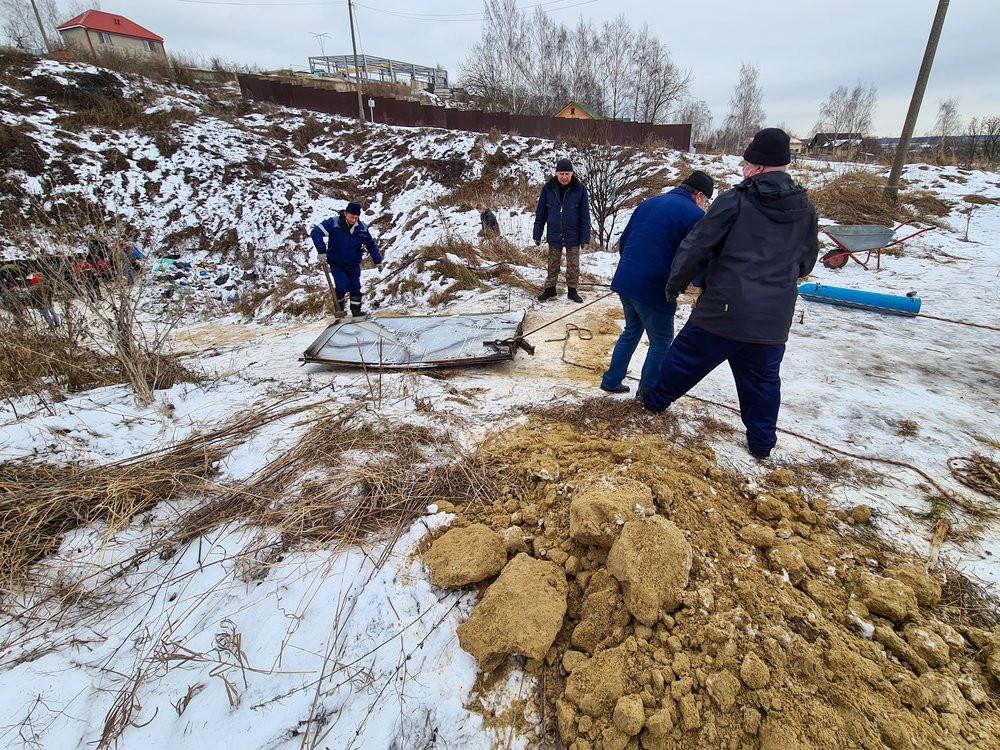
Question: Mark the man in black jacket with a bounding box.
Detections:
[533,158,591,303]
[642,128,819,459]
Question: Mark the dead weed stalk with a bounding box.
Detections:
[0,396,318,594]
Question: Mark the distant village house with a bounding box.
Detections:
[57,10,166,57]
[808,132,863,155]
[554,101,601,121]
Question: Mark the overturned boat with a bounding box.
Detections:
[301,310,531,369]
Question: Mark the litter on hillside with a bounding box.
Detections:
[301,310,529,368]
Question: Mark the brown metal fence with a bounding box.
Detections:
[238,75,691,150]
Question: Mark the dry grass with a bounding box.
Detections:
[808,170,901,225]
[937,565,1000,629]
[948,455,1000,503]
[0,444,217,592]
[789,456,884,492]
[526,396,680,440]
[0,398,318,593]
[179,412,517,565]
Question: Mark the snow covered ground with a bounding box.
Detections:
[1,54,998,749]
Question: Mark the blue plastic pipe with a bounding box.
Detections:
[798,283,921,317]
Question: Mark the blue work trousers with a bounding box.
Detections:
[601,294,676,391]
[643,323,786,457]
[330,263,363,303]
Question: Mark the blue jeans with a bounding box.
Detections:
[601,294,676,391]
[643,323,786,457]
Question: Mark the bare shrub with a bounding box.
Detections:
[566,134,672,248]
[2,214,198,406]
[808,170,901,225]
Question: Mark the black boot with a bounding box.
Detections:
[568,287,583,303]
[537,286,556,302]
[350,302,365,319]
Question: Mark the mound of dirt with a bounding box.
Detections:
[429,418,1000,749]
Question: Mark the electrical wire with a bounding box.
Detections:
[354,0,598,22]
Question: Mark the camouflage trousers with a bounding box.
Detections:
[544,245,580,289]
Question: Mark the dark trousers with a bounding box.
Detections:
[329,263,363,306]
[643,323,786,457]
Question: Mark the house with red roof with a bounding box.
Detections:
[57,10,166,58]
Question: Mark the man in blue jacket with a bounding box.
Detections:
[642,129,819,459]
[533,158,591,303]
[310,201,382,318]
[600,171,714,395]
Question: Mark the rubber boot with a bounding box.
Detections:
[350,302,365,320]
[568,287,583,303]
[334,295,348,319]
[537,286,556,302]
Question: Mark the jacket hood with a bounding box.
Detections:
[741,172,812,224]
[545,175,582,191]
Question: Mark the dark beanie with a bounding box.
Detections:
[345,201,363,215]
[555,158,574,173]
[743,128,791,166]
[681,170,714,199]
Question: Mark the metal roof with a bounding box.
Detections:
[57,10,163,42]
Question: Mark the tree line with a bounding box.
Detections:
[460,0,691,125]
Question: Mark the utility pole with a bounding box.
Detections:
[885,0,950,201]
[28,0,52,53]
[347,0,365,124]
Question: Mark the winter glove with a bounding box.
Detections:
[665,290,679,304]
[534,239,542,247]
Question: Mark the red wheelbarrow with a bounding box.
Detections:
[819,224,935,270]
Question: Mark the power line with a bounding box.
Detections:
[353,0,599,22]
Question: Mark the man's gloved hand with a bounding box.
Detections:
[377,264,383,271]
[534,239,542,247]
[666,290,680,303]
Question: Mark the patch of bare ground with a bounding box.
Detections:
[425,416,1000,749]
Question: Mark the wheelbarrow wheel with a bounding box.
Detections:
[820,250,849,269]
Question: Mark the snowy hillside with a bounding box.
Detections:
[1,52,999,750]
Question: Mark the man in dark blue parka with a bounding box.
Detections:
[310,201,382,318]
[533,158,591,303]
[600,171,713,395]
[642,129,819,459]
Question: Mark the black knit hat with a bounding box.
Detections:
[555,158,574,173]
[743,128,791,167]
[345,201,363,215]
[681,170,714,200]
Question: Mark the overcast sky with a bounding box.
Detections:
[65,0,1000,137]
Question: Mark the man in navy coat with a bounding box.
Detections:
[600,171,713,395]
[310,201,382,318]
[642,129,819,459]
[533,158,591,303]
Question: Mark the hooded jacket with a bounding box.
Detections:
[310,211,382,268]
[667,171,818,344]
[533,175,591,247]
[611,187,704,309]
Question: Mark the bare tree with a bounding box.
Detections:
[595,17,634,121]
[718,63,765,153]
[978,116,1000,166]
[674,98,713,144]
[630,26,690,124]
[571,135,670,248]
[814,83,878,137]
[930,96,961,160]
[0,0,63,50]
[461,4,685,123]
